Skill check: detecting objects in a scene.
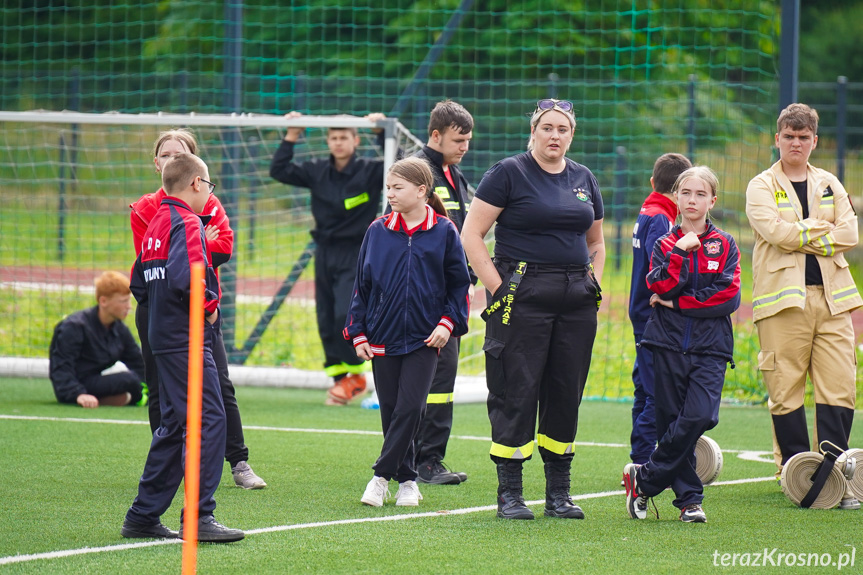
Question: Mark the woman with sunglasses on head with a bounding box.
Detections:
[129,128,267,490]
[461,99,605,520]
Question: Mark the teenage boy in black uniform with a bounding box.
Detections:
[49,271,146,408]
[270,111,389,405]
[122,153,243,543]
[412,100,476,485]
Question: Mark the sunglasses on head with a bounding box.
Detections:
[536,99,574,113]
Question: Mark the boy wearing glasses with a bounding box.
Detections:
[270,111,390,406]
[123,153,244,543]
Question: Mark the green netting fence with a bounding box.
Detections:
[0,1,821,402]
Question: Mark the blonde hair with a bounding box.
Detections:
[95,271,131,300]
[161,152,208,195]
[388,157,447,217]
[152,128,198,159]
[527,106,576,151]
[672,166,719,198]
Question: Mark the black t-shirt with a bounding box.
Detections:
[790,180,824,286]
[474,152,604,265]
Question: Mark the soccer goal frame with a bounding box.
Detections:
[0,110,422,369]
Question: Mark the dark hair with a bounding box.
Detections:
[428,100,473,138]
[388,157,447,217]
[652,153,693,194]
[161,152,207,195]
[152,128,198,158]
[777,103,819,135]
[326,127,358,137]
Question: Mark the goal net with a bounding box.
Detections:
[0,111,499,391]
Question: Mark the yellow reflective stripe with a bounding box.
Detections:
[427,392,453,404]
[442,201,461,211]
[536,433,575,455]
[344,192,370,210]
[490,440,534,460]
[832,285,860,303]
[797,221,811,248]
[752,287,806,311]
[324,363,350,377]
[343,363,367,375]
[434,186,451,200]
[820,233,835,256]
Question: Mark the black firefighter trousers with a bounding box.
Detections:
[484,262,599,464]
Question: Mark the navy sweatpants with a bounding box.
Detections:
[125,325,227,525]
[137,304,249,467]
[630,331,657,464]
[636,347,725,509]
[371,346,439,482]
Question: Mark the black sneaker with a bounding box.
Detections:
[623,463,648,519]
[417,460,463,485]
[121,520,179,539]
[180,515,244,543]
[680,504,707,523]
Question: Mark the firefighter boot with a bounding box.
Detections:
[544,460,585,519]
[496,461,534,520]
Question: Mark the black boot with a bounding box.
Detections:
[496,461,534,520]
[544,460,585,519]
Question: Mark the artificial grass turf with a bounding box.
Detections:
[1,378,861,574]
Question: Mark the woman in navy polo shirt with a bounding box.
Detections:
[462,99,606,520]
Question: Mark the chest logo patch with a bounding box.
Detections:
[707,260,719,271]
[702,238,723,258]
[573,188,589,201]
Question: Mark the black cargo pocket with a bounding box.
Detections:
[483,336,507,397]
[586,274,602,309]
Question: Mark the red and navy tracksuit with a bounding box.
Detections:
[131,188,251,469]
[628,191,677,464]
[411,145,475,467]
[635,221,741,509]
[270,136,386,381]
[125,197,226,526]
[344,205,470,481]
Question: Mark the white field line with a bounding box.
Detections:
[0,414,777,458]
[0,476,778,566]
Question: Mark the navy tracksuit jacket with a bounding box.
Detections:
[636,221,741,509]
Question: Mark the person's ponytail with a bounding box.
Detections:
[427,191,448,218]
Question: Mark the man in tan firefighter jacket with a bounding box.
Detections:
[746,103,861,477]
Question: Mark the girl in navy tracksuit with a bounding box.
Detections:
[623,166,741,523]
[344,157,470,508]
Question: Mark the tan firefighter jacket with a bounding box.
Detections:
[745,161,861,322]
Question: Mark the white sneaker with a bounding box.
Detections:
[231,461,267,490]
[395,480,423,507]
[361,476,391,507]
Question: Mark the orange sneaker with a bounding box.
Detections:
[326,374,367,405]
